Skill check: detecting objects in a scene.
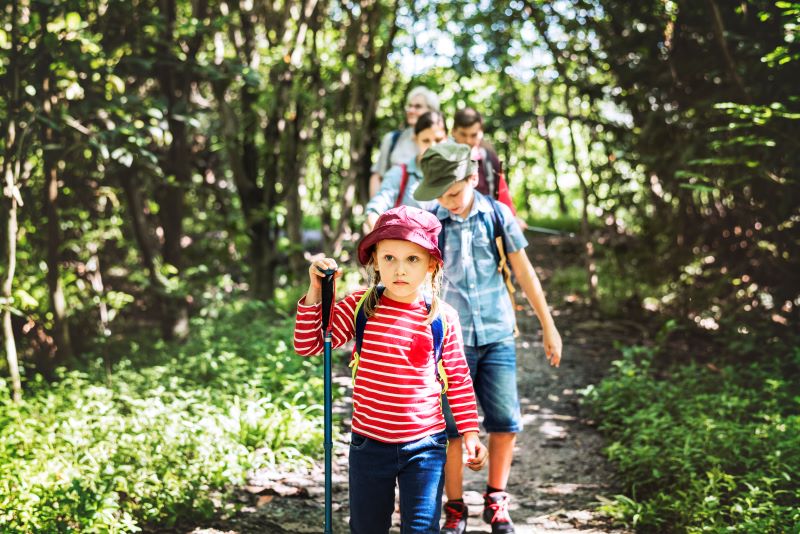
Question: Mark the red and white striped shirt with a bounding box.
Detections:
[294,288,480,444]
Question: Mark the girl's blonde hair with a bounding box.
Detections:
[363,258,443,326]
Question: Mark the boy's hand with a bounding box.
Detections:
[308,258,342,290]
[463,431,488,471]
[543,325,562,367]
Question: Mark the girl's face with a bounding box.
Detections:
[414,125,447,157]
[373,239,437,303]
[405,95,430,127]
[437,174,480,219]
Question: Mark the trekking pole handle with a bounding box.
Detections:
[319,267,336,334]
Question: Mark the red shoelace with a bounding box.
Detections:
[486,494,511,523]
[443,504,465,528]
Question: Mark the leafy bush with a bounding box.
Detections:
[583,346,800,532]
[0,299,328,533]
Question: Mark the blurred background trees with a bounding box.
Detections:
[1,0,797,384]
[1,1,798,531]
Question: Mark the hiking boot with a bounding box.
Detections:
[441,500,468,534]
[482,491,515,533]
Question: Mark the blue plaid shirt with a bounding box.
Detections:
[435,192,528,347]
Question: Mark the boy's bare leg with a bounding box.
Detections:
[444,436,465,499]
[488,432,516,489]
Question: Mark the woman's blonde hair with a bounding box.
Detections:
[363,256,443,325]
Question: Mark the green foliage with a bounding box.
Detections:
[583,346,800,532]
[548,248,662,316]
[0,300,329,533]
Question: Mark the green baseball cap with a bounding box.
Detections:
[413,142,478,201]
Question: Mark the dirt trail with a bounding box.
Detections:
[156,235,637,534]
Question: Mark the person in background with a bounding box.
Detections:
[369,87,441,198]
[451,107,521,225]
[365,111,448,230]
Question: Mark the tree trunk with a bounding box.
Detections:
[529,5,597,305]
[39,4,73,362]
[285,101,309,281]
[705,0,751,103]
[534,85,568,215]
[2,0,22,402]
[152,0,206,338]
[566,97,598,306]
[119,168,161,286]
[332,1,399,254]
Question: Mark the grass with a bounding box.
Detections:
[0,298,331,533]
[582,346,800,532]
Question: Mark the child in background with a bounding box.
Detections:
[451,107,522,226]
[365,111,448,230]
[414,142,563,534]
[293,205,488,533]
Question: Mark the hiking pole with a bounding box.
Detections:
[319,267,336,534]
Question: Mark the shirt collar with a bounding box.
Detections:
[435,190,492,222]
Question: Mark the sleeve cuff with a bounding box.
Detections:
[298,296,322,311]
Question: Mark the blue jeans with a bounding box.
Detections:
[443,338,522,437]
[348,431,447,533]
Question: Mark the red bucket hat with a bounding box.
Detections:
[357,206,443,266]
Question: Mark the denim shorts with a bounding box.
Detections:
[443,338,522,437]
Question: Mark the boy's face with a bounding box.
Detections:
[436,174,479,219]
[452,123,483,148]
[373,239,437,303]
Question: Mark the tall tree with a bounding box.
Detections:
[37,2,74,362]
[2,0,23,402]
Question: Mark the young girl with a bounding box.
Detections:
[294,205,488,533]
[365,111,448,231]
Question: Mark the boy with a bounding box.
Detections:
[414,142,563,534]
[451,107,515,216]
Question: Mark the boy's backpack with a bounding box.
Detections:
[480,147,516,215]
[434,196,518,333]
[350,286,449,394]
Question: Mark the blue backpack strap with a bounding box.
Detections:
[388,129,402,159]
[430,205,447,260]
[486,196,519,335]
[354,286,385,356]
[423,294,444,362]
[351,286,384,384]
[423,293,449,394]
[483,195,505,264]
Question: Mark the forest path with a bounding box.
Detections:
[156,235,637,534]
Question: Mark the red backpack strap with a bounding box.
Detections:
[495,172,516,215]
[394,164,409,208]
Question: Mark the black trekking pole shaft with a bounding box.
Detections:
[320,268,336,534]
